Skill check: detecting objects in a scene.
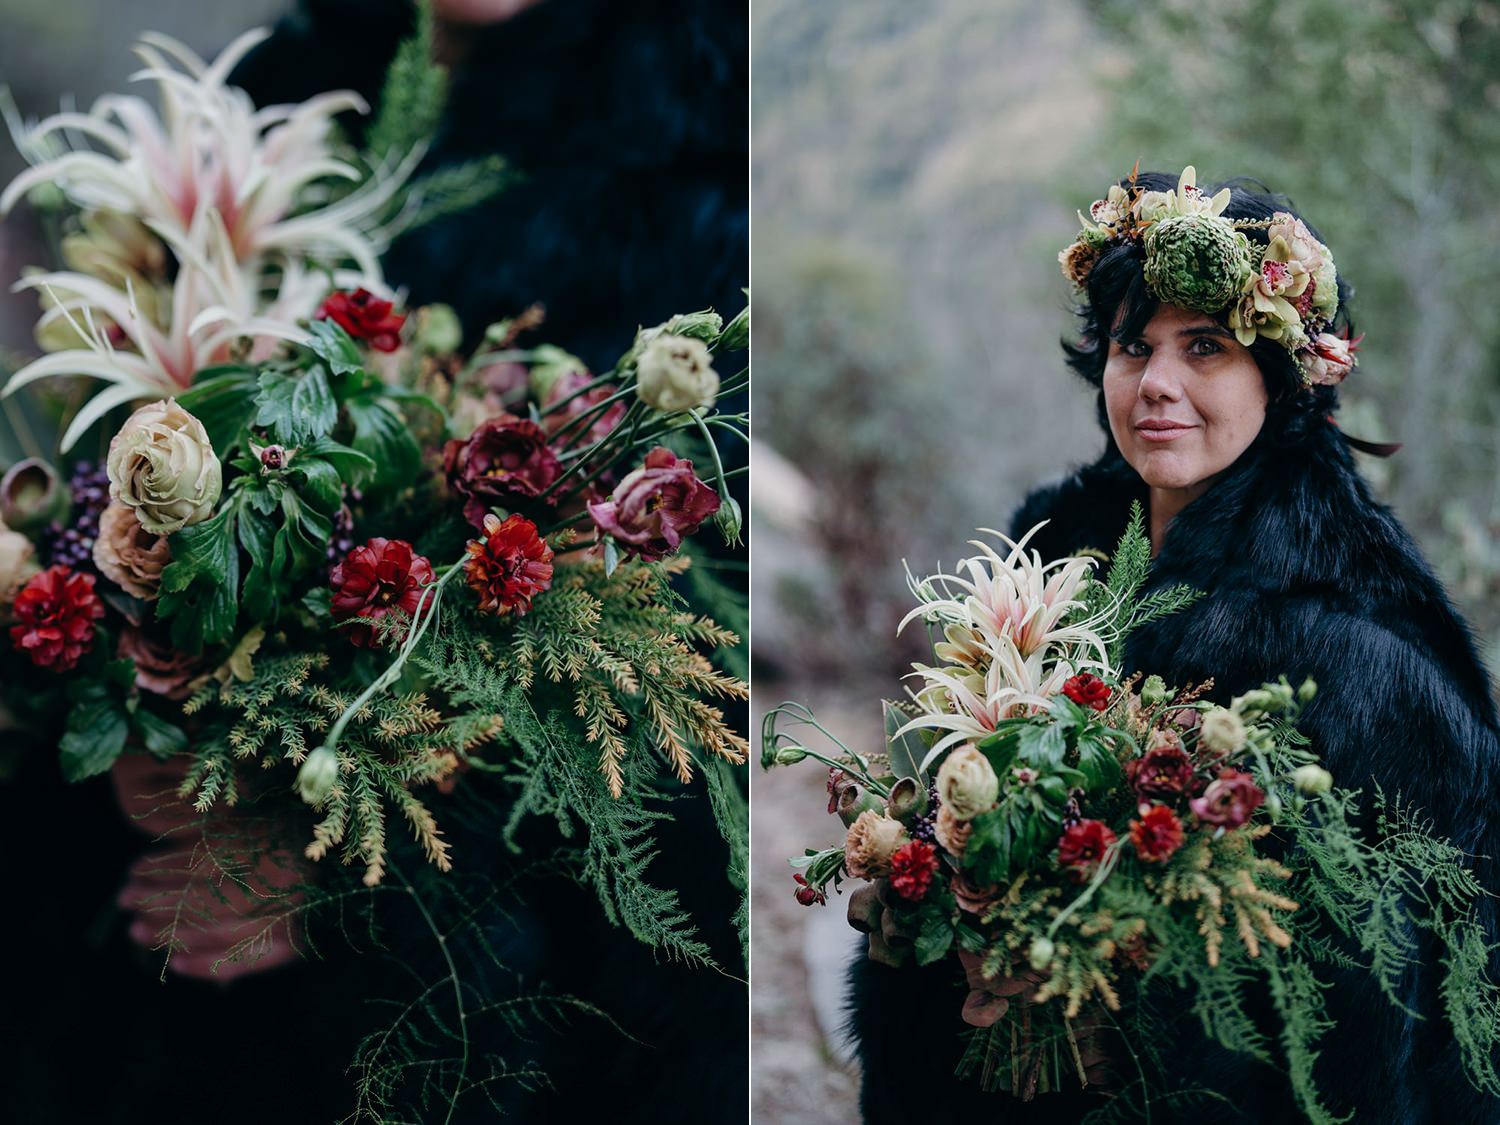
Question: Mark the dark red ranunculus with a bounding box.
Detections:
[9,565,104,671]
[1124,733,1199,801]
[1130,803,1185,864]
[329,538,436,648]
[792,872,826,907]
[1190,767,1266,829]
[444,414,562,528]
[1062,672,1112,712]
[315,288,406,352]
[585,447,719,561]
[462,513,554,616]
[889,839,940,902]
[1057,818,1117,882]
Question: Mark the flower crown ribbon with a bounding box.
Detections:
[1060,166,1357,387]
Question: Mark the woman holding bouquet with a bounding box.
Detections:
[849,167,1500,1123]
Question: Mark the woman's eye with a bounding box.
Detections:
[1120,340,1149,358]
[1188,337,1223,356]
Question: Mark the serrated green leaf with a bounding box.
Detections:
[305,319,367,378]
[155,507,240,651]
[345,397,422,492]
[59,695,130,781]
[256,366,337,444]
[915,913,955,966]
[1077,734,1125,792]
[175,368,259,454]
[291,456,344,513]
[882,699,929,785]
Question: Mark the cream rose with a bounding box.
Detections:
[635,334,719,414]
[844,810,907,880]
[1199,707,1247,753]
[936,743,1000,821]
[106,399,222,534]
[934,805,974,858]
[93,501,171,600]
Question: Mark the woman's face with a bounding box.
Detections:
[1104,304,1268,508]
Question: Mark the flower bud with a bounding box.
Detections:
[635,334,720,414]
[1291,764,1333,795]
[766,745,807,767]
[1141,675,1168,707]
[526,344,590,404]
[714,495,743,547]
[414,303,463,355]
[1028,936,1056,973]
[717,304,749,352]
[0,458,70,533]
[106,400,222,535]
[297,746,340,807]
[1198,707,1246,753]
[936,744,1000,820]
[886,776,930,825]
[1231,689,1277,716]
[666,309,725,343]
[1298,677,1318,703]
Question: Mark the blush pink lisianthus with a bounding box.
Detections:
[586,447,720,561]
[1190,767,1266,829]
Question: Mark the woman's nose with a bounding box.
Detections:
[1138,351,1184,401]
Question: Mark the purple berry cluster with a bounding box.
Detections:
[43,460,110,570]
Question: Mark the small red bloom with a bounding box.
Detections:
[444,414,562,528]
[315,289,406,352]
[1190,767,1265,829]
[1124,733,1200,801]
[1062,673,1112,712]
[9,565,104,672]
[1130,803,1185,864]
[1057,818,1117,882]
[329,538,436,648]
[792,872,826,907]
[463,513,554,616]
[889,839,940,902]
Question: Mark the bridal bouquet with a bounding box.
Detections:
[0,16,747,1118]
[764,512,1500,1120]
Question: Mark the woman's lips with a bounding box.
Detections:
[1135,420,1195,442]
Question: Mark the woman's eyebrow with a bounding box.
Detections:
[1178,321,1236,339]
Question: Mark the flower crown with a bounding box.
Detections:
[1059,166,1357,387]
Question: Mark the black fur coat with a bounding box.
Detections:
[851,415,1500,1124]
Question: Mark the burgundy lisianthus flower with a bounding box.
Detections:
[462,513,554,616]
[329,538,436,649]
[1124,732,1199,801]
[1130,803,1186,864]
[315,288,406,352]
[541,371,626,448]
[792,872,826,907]
[890,839,940,902]
[1057,818,1117,882]
[585,447,720,561]
[444,413,562,528]
[1062,672,1112,712]
[1190,767,1266,829]
[9,564,104,672]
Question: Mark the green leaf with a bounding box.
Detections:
[255,366,337,445]
[59,694,130,781]
[964,806,1012,884]
[345,397,422,492]
[290,456,345,514]
[915,912,955,966]
[305,319,367,378]
[976,727,1022,777]
[156,507,240,651]
[882,699,929,785]
[603,538,620,576]
[133,709,189,757]
[237,508,277,621]
[300,437,377,485]
[1020,722,1067,770]
[175,368,259,455]
[1076,733,1125,792]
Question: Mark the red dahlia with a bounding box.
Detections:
[889,839,940,902]
[1130,803,1185,864]
[1057,818,1117,882]
[463,513,554,616]
[1062,673,1112,712]
[315,288,406,352]
[329,538,436,648]
[10,565,105,672]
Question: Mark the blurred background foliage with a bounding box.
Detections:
[753,0,1500,688]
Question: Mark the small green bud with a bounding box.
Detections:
[766,745,806,767]
[1291,764,1333,795]
[664,308,724,344]
[1029,936,1055,973]
[1231,689,1277,716]
[414,303,463,355]
[1298,677,1318,703]
[716,304,749,352]
[714,495,743,547]
[297,746,340,807]
[1141,675,1168,707]
[526,345,589,403]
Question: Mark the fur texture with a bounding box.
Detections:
[851,416,1500,1123]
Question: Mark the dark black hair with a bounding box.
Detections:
[1061,171,1355,447]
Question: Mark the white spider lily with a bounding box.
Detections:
[0,29,400,277]
[900,525,1108,663]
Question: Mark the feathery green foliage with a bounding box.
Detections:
[365,0,448,167]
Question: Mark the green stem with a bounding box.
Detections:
[687,408,731,502]
[1045,839,1124,941]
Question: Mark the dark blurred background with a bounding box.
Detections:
[749,1,1500,1119]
